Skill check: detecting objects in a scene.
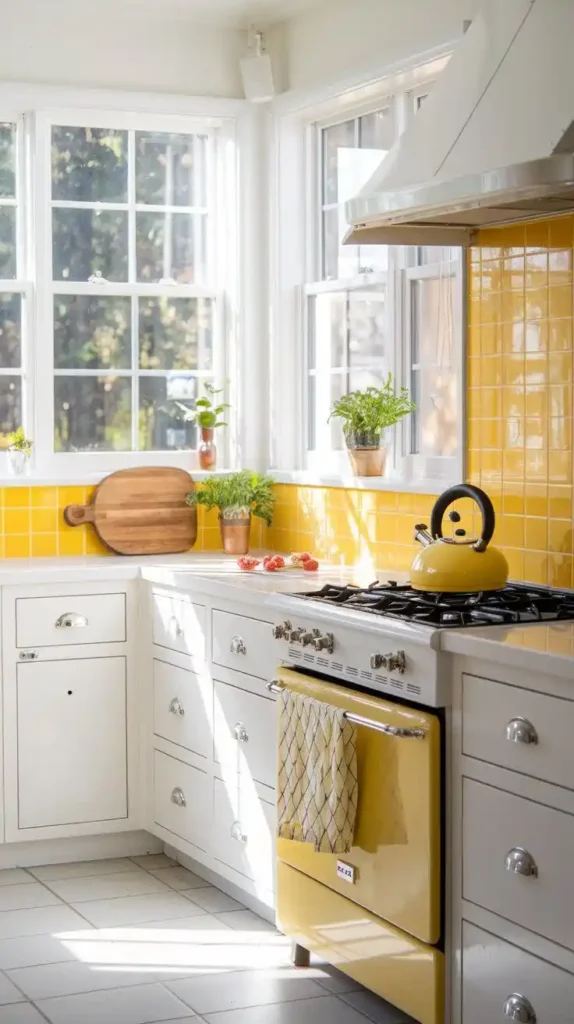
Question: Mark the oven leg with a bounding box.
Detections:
[291,942,310,968]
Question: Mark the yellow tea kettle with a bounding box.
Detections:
[410,484,509,593]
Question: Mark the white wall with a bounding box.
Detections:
[283,0,480,92]
[0,0,249,97]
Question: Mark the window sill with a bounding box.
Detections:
[0,470,235,488]
[271,470,449,494]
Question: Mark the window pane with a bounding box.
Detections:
[359,108,395,152]
[307,375,316,449]
[54,296,131,370]
[139,297,212,370]
[54,376,131,451]
[0,377,21,440]
[348,291,385,372]
[0,207,16,278]
[330,374,345,449]
[0,123,16,198]
[322,208,359,280]
[311,292,346,368]
[52,209,128,282]
[135,131,207,207]
[411,275,457,457]
[139,375,198,451]
[322,119,355,205]
[51,126,128,202]
[0,293,21,368]
[136,212,206,283]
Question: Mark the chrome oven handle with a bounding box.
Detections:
[265,682,426,739]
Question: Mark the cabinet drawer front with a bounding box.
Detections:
[212,610,276,680]
[17,658,127,829]
[463,778,574,950]
[214,680,276,789]
[153,750,210,851]
[213,776,275,891]
[463,921,574,1024]
[463,674,574,789]
[153,594,206,661]
[154,660,211,758]
[16,594,126,648]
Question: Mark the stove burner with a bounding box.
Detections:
[295,582,574,628]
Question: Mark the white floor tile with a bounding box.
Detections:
[0,875,34,890]
[214,910,276,933]
[340,990,415,1023]
[147,868,206,892]
[46,871,170,904]
[85,914,231,938]
[73,892,208,928]
[166,967,326,1015]
[0,1006,47,1023]
[184,888,243,915]
[312,959,363,995]
[129,856,176,871]
[0,974,25,1006]
[0,885,61,914]
[7,958,156,1000]
[0,906,88,941]
[0,934,76,971]
[29,860,134,882]
[37,982,195,1023]
[201,995,372,1024]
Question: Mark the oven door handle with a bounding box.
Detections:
[266,681,427,739]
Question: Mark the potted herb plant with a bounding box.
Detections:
[7,427,33,476]
[329,375,416,477]
[186,471,275,555]
[179,383,229,471]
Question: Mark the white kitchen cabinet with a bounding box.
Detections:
[17,658,127,830]
[16,593,126,649]
[213,678,276,789]
[153,749,211,852]
[213,775,275,893]
[212,609,277,680]
[152,592,206,663]
[153,658,211,758]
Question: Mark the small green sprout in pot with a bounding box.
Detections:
[329,375,416,477]
[7,427,33,477]
[186,471,275,555]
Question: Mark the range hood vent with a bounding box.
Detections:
[345,0,574,246]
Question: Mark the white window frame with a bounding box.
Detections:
[270,50,465,492]
[0,84,251,482]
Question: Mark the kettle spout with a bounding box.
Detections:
[414,523,433,547]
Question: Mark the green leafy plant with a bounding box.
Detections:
[8,427,33,454]
[186,471,276,525]
[176,383,229,431]
[329,375,416,443]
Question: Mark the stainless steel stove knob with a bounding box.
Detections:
[311,633,335,654]
[385,650,406,674]
[300,631,316,646]
[287,627,305,644]
[272,620,291,640]
[370,654,386,670]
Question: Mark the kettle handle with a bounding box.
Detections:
[430,484,495,553]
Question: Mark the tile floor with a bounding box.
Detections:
[0,855,416,1023]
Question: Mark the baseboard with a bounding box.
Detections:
[0,830,162,869]
[163,842,276,925]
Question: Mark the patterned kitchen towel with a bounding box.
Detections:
[277,688,358,854]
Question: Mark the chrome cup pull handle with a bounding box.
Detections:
[505,847,538,878]
[234,722,248,742]
[504,993,536,1022]
[19,650,39,661]
[230,635,246,655]
[505,718,538,745]
[230,820,247,842]
[169,697,185,716]
[171,787,186,807]
[56,612,88,629]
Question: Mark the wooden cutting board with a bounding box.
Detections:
[64,467,197,555]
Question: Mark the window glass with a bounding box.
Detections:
[0,122,23,441]
[409,272,458,457]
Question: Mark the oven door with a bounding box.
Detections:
[275,667,441,946]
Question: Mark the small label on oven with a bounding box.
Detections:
[336,861,356,884]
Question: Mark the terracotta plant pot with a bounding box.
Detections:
[199,427,217,471]
[345,430,386,477]
[220,516,251,555]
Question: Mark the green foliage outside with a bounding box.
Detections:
[7,426,32,452]
[329,374,416,443]
[186,471,276,525]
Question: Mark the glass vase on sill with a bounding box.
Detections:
[199,427,217,471]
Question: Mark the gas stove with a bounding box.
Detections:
[292,580,574,629]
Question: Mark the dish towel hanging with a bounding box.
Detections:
[277,689,358,854]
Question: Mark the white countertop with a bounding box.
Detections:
[441,621,574,679]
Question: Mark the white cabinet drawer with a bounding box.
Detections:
[153,750,210,852]
[212,610,276,681]
[213,776,275,891]
[463,673,574,789]
[214,679,276,789]
[462,921,574,1024]
[152,593,206,662]
[463,778,574,951]
[17,657,127,829]
[16,594,126,648]
[153,659,211,758]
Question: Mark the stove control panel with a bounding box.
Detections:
[273,620,335,654]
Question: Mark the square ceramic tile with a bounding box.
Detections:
[72,892,207,928]
[214,910,276,933]
[0,885,61,913]
[0,934,78,971]
[184,887,243,914]
[129,856,176,871]
[312,960,362,995]
[29,860,135,882]
[0,906,87,940]
[0,874,35,890]
[201,994,372,1024]
[166,967,326,1015]
[340,990,416,1023]
[88,914,231,938]
[46,871,170,904]
[0,1006,47,1023]
[7,958,155,1000]
[0,974,25,1005]
[37,983,195,1023]
[146,868,206,892]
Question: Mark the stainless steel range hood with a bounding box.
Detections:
[345,0,574,247]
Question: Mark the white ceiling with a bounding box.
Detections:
[106,0,327,25]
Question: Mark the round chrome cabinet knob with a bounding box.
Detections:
[504,993,536,1022]
[504,847,538,878]
[505,717,538,745]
